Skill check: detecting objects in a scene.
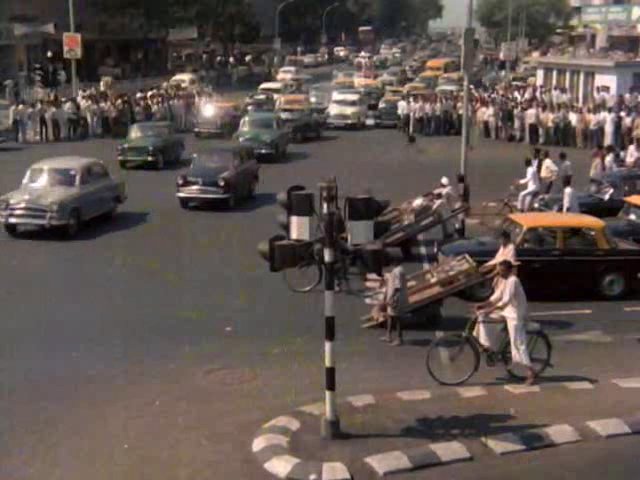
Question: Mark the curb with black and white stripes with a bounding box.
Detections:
[252,376,640,478]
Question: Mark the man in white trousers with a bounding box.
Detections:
[517,157,540,212]
[474,260,536,385]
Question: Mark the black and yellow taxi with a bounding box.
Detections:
[440,212,640,300]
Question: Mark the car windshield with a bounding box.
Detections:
[128,124,170,139]
[333,99,359,107]
[23,167,77,187]
[240,117,275,130]
[622,204,640,220]
[500,218,524,243]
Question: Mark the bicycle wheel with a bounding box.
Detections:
[426,333,481,386]
[283,261,323,293]
[504,331,552,380]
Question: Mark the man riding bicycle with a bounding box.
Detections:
[473,260,536,385]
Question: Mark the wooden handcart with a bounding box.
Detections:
[361,254,495,328]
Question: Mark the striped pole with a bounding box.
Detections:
[320,182,341,439]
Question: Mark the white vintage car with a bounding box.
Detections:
[0,157,127,239]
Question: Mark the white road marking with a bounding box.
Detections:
[457,386,488,398]
[430,441,472,463]
[529,309,592,317]
[396,389,432,401]
[322,462,351,480]
[504,384,541,394]
[544,424,582,445]
[364,451,412,476]
[264,455,301,479]
[263,415,301,431]
[482,432,526,455]
[586,418,632,438]
[612,377,640,388]
[297,402,324,416]
[346,394,376,408]
[252,434,289,453]
[563,381,595,390]
[554,330,613,343]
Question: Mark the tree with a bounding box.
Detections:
[476,0,570,47]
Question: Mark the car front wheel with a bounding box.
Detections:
[179,199,190,209]
[65,210,81,239]
[597,271,628,300]
[4,224,18,237]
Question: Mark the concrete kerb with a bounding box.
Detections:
[252,378,640,479]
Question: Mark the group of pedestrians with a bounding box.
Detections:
[6,83,199,144]
[397,94,465,137]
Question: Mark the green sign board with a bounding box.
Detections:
[581,5,640,25]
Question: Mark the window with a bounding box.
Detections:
[563,228,599,249]
[89,163,109,181]
[556,69,567,89]
[520,228,559,249]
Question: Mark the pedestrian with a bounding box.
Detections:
[37,101,48,142]
[381,255,408,347]
[604,144,618,173]
[625,135,640,168]
[397,96,408,133]
[562,176,580,213]
[473,260,536,385]
[517,157,540,212]
[558,151,572,186]
[589,146,606,183]
[525,103,539,145]
[540,150,559,194]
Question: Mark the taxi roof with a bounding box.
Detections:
[508,212,605,230]
[624,195,640,207]
[426,57,458,68]
[280,94,309,102]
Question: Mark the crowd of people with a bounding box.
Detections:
[6,83,200,144]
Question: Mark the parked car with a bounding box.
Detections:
[0,156,127,238]
[235,112,290,162]
[326,90,368,129]
[606,195,640,243]
[276,94,323,142]
[117,122,185,170]
[534,169,640,218]
[438,212,640,300]
[194,99,242,138]
[176,148,259,209]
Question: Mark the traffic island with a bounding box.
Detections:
[251,378,640,479]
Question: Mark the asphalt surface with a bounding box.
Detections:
[1,111,640,479]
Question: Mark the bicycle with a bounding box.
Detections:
[425,314,552,386]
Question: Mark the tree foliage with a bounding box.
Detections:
[476,0,570,46]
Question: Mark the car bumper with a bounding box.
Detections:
[377,119,398,127]
[177,192,231,200]
[327,118,359,127]
[118,155,159,163]
[0,213,68,227]
[194,125,227,134]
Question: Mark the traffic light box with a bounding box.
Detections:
[276,185,315,241]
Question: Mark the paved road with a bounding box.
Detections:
[1,126,639,479]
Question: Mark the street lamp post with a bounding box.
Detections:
[322,2,340,45]
[460,0,474,179]
[274,0,295,52]
[68,0,78,97]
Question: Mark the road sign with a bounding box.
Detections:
[63,32,82,60]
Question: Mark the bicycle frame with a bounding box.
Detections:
[465,314,542,363]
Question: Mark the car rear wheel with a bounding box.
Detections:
[179,199,190,209]
[4,224,18,237]
[597,271,628,300]
[64,209,81,239]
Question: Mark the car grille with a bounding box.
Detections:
[7,203,49,220]
[125,147,150,157]
[331,114,351,121]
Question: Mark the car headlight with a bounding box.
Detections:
[49,203,60,213]
[202,104,216,118]
[218,178,227,188]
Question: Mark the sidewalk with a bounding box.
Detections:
[252,375,640,479]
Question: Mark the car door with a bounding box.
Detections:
[516,227,562,295]
[78,166,102,219]
[559,227,606,292]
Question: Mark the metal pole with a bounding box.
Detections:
[322,2,339,45]
[320,180,340,439]
[460,0,473,179]
[275,0,294,52]
[68,0,78,97]
[506,0,512,81]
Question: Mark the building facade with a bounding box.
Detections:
[570,0,640,53]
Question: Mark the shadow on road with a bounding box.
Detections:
[77,211,150,240]
[285,151,309,163]
[340,413,543,442]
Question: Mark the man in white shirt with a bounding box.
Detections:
[397,97,408,133]
[525,104,539,145]
[604,145,618,172]
[625,136,640,168]
[474,260,535,385]
[562,177,580,213]
[517,157,540,212]
[382,257,408,346]
[540,151,559,194]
